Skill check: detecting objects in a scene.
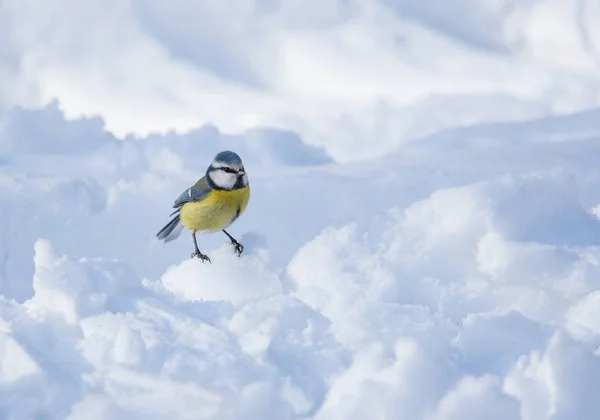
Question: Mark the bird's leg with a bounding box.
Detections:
[191,231,211,263]
[222,229,244,256]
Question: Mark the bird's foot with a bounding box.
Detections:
[191,251,211,263]
[229,239,244,256]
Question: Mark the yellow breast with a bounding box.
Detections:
[179,185,250,233]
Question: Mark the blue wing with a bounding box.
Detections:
[172,176,212,209]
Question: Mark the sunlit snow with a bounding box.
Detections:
[2,1,600,419]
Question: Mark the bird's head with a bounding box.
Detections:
[206,150,248,190]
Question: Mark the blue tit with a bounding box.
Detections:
[156,150,250,262]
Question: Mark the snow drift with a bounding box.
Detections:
[3,0,600,418]
[3,103,600,418]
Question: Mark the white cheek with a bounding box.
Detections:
[242,174,248,185]
[210,170,236,189]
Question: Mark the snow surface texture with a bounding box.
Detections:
[3,0,600,162]
[3,1,600,419]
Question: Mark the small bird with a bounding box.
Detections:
[156,150,250,262]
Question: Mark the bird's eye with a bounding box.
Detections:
[222,167,234,173]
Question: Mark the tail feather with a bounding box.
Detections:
[156,213,183,242]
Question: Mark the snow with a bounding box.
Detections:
[4,0,600,162]
[3,1,600,419]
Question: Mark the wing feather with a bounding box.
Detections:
[173,176,212,208]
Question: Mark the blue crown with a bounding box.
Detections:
[214,150,243,166]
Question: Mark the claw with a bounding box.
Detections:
[231,241,244,256]
[222,230,244,257]
[191,251,211,263]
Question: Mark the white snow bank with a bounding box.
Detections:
[290,174,600,333]
[504,331,600,420]
[26,239,141,324]
[284,173,600,419]
[3,48,600,417]
[3,0,600,162]
[0,237,342,419]
[4,161,600,418]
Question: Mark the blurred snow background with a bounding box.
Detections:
[2,0,600,419]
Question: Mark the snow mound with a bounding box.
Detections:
[3,6,600,415]
[160,239,282,303]
[3,164,600,419]
[26,239,142,324]
[0,237,343,419]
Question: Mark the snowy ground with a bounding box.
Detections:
[3,1,600,419]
